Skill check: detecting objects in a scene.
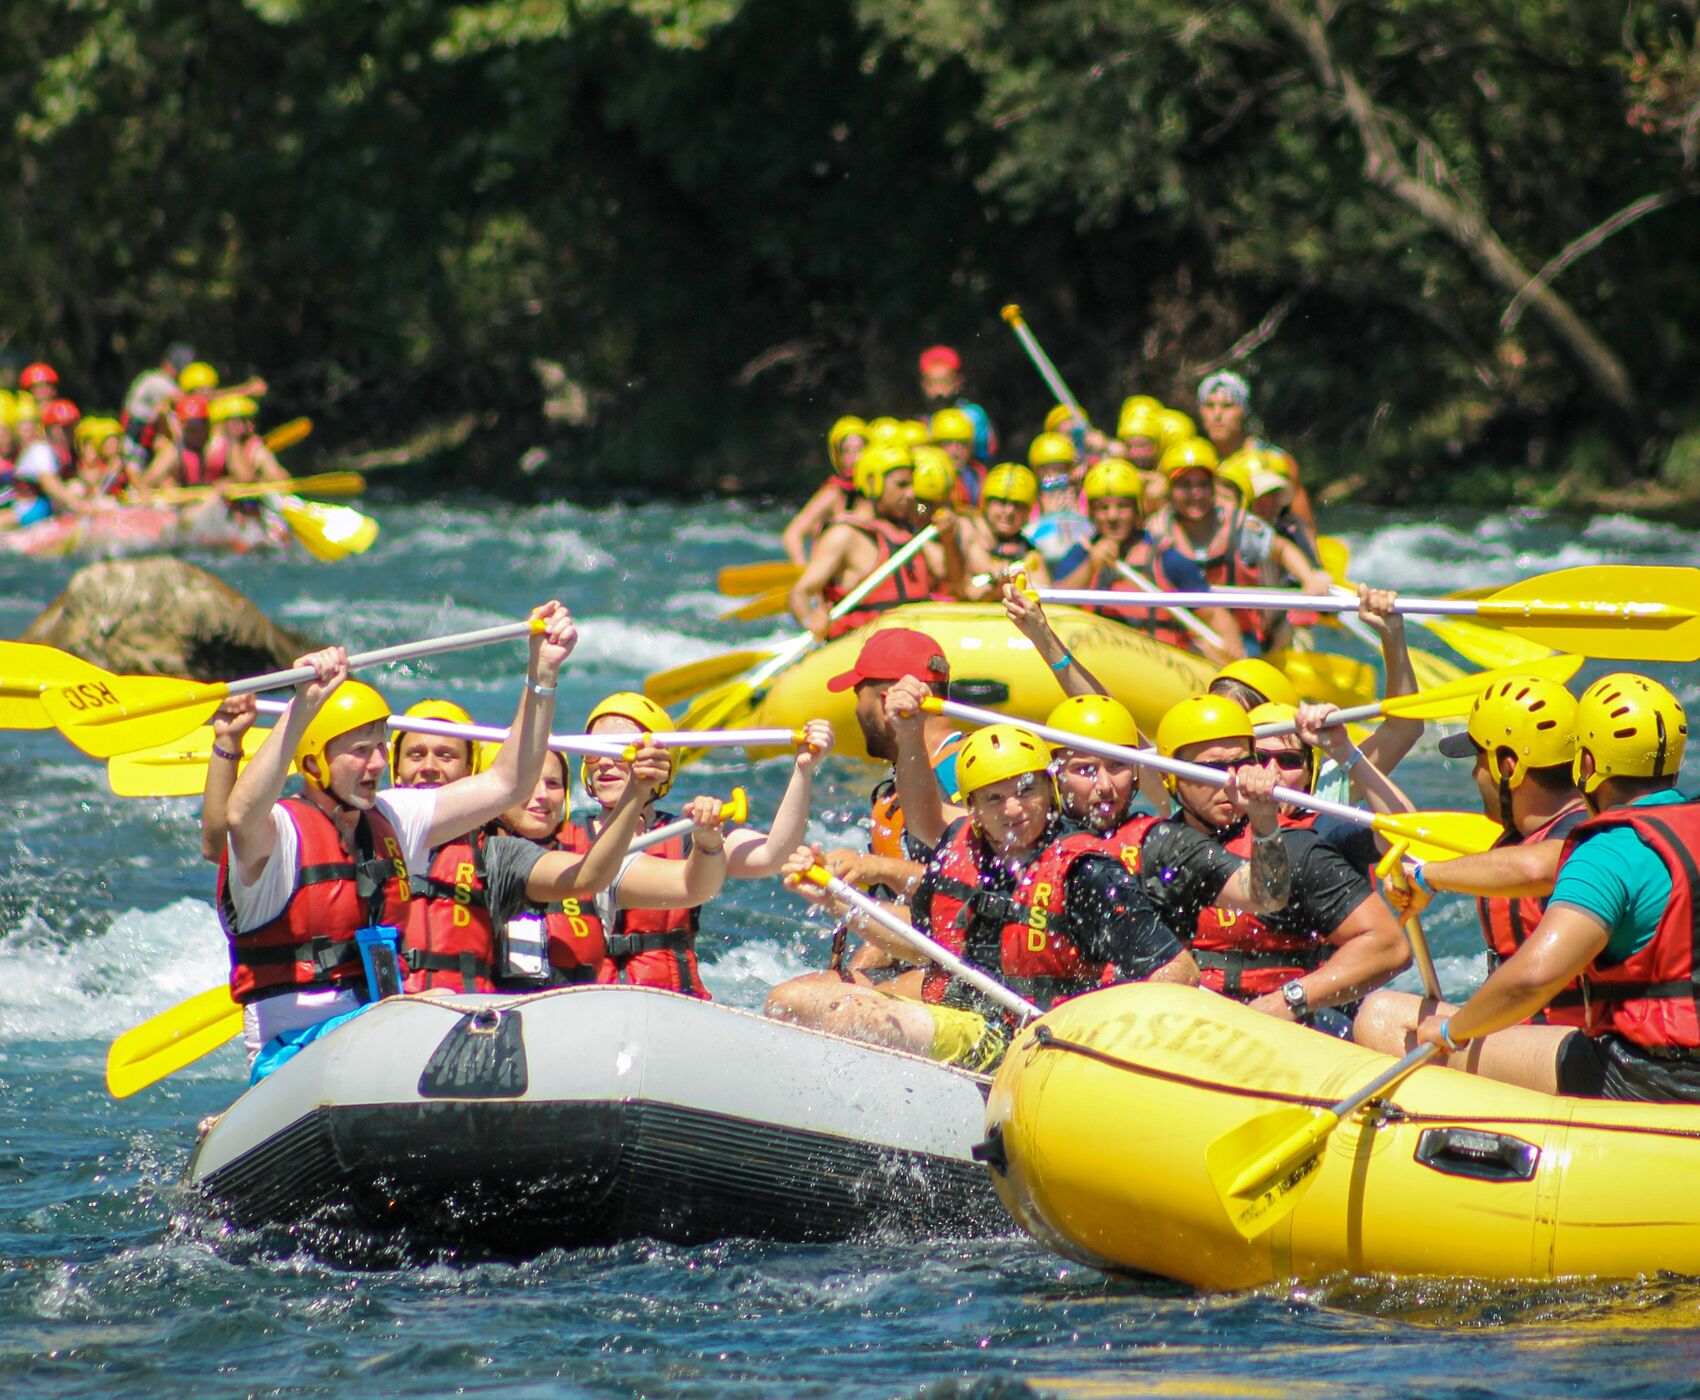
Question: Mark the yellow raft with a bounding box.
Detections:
[983,983,1700,1290]
[734,602,1215,762]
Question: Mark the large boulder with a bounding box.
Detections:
[22,558,312,679]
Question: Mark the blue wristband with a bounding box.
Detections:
[1439,1018,1461,1053]
[1410,861,1432,895]
[1050,652,1072,673]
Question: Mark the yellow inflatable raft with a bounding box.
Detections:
[736,602,1215,762]
[983,984,1700,1290]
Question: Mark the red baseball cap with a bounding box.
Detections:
[826,628,950,692]
[918,345,961,374]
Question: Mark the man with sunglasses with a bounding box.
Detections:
[1156,694,1410,1033]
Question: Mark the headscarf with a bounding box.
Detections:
[1197,370,1251,412]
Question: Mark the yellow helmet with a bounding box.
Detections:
[1043,403,1078,433]
[178,361,219,392]
[390,699,483,781]
[1572,674,1687,795]
[1156,694,1252,759]
[1211,657,1300,709]
[1216,449,1256,503]
[1156,408,1196,451]
[1028,431,1075,470]
[209,394,259,424]
[295,681,391,788]
[582,691,675,798]
[1446,676,1578,789]
[827,415,866,466]
[14,394,40,423]
[1082,460,1144,503]
[1117,396,1165,440]
[956,723,1054,799]
[1248,701,1317,789]
[866,416,903,443]
[899,419,931,447]
[929,407,975,444]
[1045,694,1141,752]
[909,446,957,504]
[0,390,16,426]
[854,441,913,500]
[982,463,1038,507]
[1160,436,1220,480]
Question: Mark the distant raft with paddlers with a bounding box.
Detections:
[186,984,1007,1256]
[980,983,1700,1291]
[0,503,288,559]
[701,601,1216,763]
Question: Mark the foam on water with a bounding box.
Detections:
[0,898,228,1044]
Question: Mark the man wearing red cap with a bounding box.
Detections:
[765,628,965,1015]
[918,345,996,463]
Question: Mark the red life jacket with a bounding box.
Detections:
[1564,800,1700,1050]
[920,817,1119,1013]
[821,516,942,638]
[1084,534,1191,649]
[1158,504,1266,645]
[1192,815,1330,1001]
[217,797,413,1005]
[407,829,606,993]
[1478,802,1588,1027]
[180,444,222,486]
[561,814,711,999]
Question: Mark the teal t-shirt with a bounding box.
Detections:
[1549,789,1687,963]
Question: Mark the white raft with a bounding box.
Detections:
[185,985,1006,1253]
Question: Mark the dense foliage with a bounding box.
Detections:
[3,0,1696,502]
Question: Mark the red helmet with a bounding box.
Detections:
[42,398,80,426]
[175,393,211,421]
[918,345,961,375]
[20,362,58,389]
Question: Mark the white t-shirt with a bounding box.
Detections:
[124,369,180,425]
[227,788,438,1051]
[14,441,58,484]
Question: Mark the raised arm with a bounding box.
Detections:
[1296,701,1416,818]
[525,745,670,900]
[725,720,835,878]
[612,797,730,909]
[883,676,950,848]
[200,695,259,861]
[1001,584,1109,697]
[781,482,845,566]
[788,524,853,633]
[1354,586,1423,775]
[425,602,575,848]
[1209,761,1291,914]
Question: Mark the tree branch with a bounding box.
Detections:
[1501,189,1684,333]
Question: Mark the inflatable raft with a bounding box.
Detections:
[982,983,1700,1290]
[732,602,1215,762]
[0,504,284,559]
[187,985,1006,1256]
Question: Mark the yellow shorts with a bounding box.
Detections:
[915,1000,1008,1072]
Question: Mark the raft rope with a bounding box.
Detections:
[1028,1025,1700,1143]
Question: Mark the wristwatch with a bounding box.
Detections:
[1281,980,1310,1020]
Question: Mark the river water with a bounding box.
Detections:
[3,496,1698,1397]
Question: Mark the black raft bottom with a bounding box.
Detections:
[198,1099,1006,1257]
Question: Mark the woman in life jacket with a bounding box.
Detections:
[563,693,835,998]
[1053,458,1241,661]
[68,417,135,507]
[952,464,1051,600]
[779,721,1198,1070]
[1156,694,1409,1032]
[1405,677,1700,1103]
[781,415,870,566]
[141,393,218,490]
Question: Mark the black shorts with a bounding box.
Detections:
[1555,1032,1700,1103]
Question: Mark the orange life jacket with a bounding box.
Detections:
[1479,802,1588,1027]
[821,516,942,638]
[217,797,412,1005]
[560,814,711,998]
[1083,534,1191,649]
[1564,801,1700,1049]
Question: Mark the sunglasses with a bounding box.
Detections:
[1256,749,1312,772]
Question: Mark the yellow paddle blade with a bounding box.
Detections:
[106,984,243,1099]
[0,642,109,730]
[1474,565,1700,661]
[42,673,230,759]
[1374,808,1502,860]
[1316,534,1350,583]
[1407,646,1467,692]
[1410,613,1555,670]
[1205,1104,1337,1238]
[672,682,759,767]
[262,416,313,452]
[1268,649,1379,709]
[719,586,791,622]
[107,725,277,798]
[278,496,379,561]
[717,560,803,597]
[644,649,772,706]
[152,471,367,507]
[1380,652,1583,722]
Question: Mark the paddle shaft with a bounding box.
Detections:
[1113,559,1224,649]
[809,868,1043,1022]
[1333,1043,1440,1123]
[1001,305,1089,425]
[936,697,1391,835]
[384,712,797,756]
[748,524,939,692]
[1037,587,1672,622]
[225,619,542,701]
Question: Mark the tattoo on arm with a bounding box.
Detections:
[1249,828,1291,912]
